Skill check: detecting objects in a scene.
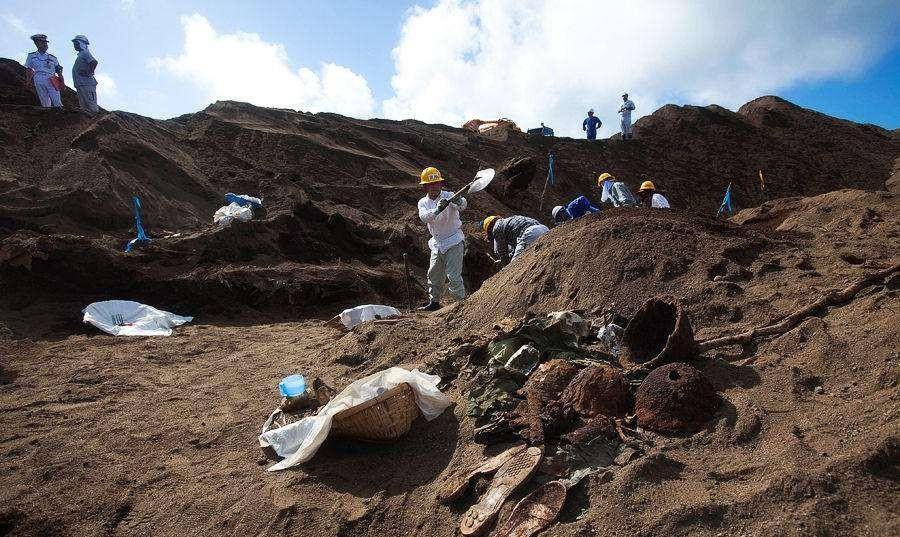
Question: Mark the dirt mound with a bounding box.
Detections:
[459,209,770,326]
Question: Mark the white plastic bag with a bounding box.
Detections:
[259,367,451,471]
[337,304,401,329]
[82,300,193,336]
[213,202,253,226]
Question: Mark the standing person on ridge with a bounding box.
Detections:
[637,181,670,208]
[24,34,64,108]
[481,215,549,266]
[417,166,468,312]
[71,35,99,116]
[582,109,602,140]
[619,93,636,139]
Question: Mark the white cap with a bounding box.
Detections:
[551,205,565,220]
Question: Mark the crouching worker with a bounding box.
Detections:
[638,181,670,209]
[551,195,599,225]
[597,172,638,207]
[482,215,549,266]
[417,166,467,311]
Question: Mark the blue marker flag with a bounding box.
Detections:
[717,183,733,217]
[125,196,150,252]
[547,153,556,186]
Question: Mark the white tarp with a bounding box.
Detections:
[82,300,193,336]
[213,202,253,226]
[337,304,401,329]
[259,367,450,471]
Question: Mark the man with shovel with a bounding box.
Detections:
[417,166,468,311]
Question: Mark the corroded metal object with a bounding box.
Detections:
[557,365,630,418]
[620,295,697,369]
[634,362,719,434]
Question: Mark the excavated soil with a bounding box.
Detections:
[1,55,899,536]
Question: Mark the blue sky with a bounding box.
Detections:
[2,1,898,136]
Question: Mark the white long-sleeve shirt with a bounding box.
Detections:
[418,191,467,253]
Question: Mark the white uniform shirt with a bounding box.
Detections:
[620,99,635,121]
[25,51,61,78]
[651,193,670,209]
[418,191,467,253]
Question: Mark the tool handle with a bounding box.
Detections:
[435,183,471,215]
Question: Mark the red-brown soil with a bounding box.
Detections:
[0,56,898,537]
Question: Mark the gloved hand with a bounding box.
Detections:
[437,198,450,212]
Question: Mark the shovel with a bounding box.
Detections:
[436,168,495,215]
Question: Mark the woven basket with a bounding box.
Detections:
[332,382,420,442]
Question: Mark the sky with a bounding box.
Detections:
[1,0,898,138]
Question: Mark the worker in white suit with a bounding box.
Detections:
[619,93,635,139]
[417,166,468,311]
[24,34,64,108]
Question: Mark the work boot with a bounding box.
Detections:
[417,301,441,312]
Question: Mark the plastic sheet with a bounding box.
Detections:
[82,300,193,336]
[259,367,451,470]
[213,202,253,225]
[338,304,401,329]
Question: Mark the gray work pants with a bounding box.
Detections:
[428,241,466,302]
[76,85,99,115]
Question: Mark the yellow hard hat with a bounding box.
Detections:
[420,166,443,185]
[482,215,499,234]
[639,180,656,192]
[597,172,614,186]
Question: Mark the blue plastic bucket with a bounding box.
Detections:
[278,374,306,397]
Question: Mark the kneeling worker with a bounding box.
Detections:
[482,215,549,266]
[417,166,467,311]
[597,172,638,207]
[551,195,599,225]
[638,181,670,208]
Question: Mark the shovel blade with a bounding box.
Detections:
[468,168,496,194]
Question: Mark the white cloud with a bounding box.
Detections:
[1,13,30,38]
[383,0,899,137]
[95,72,118,101]
[149,14,374,118]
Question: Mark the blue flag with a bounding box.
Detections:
[547,153,555,186]
[125,196,150,252]
[717,183,733,217]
